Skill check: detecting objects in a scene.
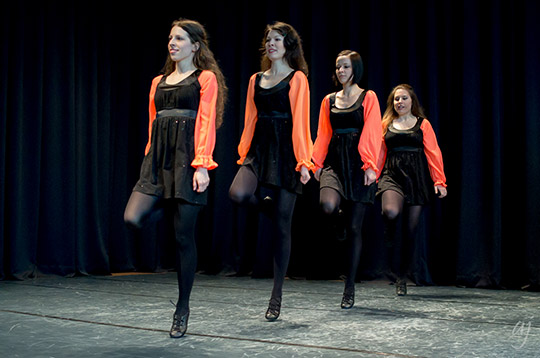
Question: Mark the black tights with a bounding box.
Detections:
[124,191,202,315]
[229,166,297,299]
[320,187,367,290]
[381,190,423,280]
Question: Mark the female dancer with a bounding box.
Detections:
[378,84,447,296]
[124,18,227,338]
[229,21,313,321]
[312,50,382,309]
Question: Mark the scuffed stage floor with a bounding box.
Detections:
[1,273,539,357]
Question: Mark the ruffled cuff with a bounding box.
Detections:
[311,162,323,173]
[361,161,379,175]
[296,160,315,172]
[236,157,245,165]
[434,181,447,187]
[191,155,218,170]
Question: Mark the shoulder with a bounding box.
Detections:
[363,90,379,105]
[292,70,308,82]
[323,92,336,103]
[249,72,260,83]
[149,75,164,94]
[419,118,433,130]
[198,70,217,83]
[290,71,309,90]
[151,75,164,85]
[363,89,379,100]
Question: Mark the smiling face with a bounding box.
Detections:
[335,55,354,85]
[168,26,198,63]
[393,88,413,116]
[265,30,286,62]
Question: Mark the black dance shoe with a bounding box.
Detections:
[396,280,407,296]
[265,296,281,321]
[341,287,355,309]
[169,311,189,338]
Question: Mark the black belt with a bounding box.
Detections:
[389,146,422,152]
[258,111,291,119]
[333,128,359,134]
[156,109,197,118]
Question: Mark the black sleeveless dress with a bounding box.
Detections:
[134,70,208,205]
[319,91,376,203]
[242,71,301,194]
[377,117,433,205]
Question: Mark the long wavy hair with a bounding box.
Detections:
[161,18,227,128]
[382,84,426,134]
[259,21,308,76]
[332,50,364,86]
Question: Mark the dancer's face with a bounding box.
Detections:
[168,26,198,63]
[335,56,354,85]
[393,88,412,116]
[265,30,286,62]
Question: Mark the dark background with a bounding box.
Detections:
[2,0,539,290]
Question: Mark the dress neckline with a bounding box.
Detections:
[257,70,295,89]
[163,69,200,86]
[334,90,365,110]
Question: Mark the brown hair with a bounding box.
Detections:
[161,18,228,128]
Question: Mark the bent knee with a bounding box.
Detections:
[124,212,143,230]
[228,188,246,205]
[382,207,400,221]
[320,201,338,216]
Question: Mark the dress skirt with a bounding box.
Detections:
[133,109,208,205]
[320,128,376,204]
[377,147,432,206]
[242,112,301,194]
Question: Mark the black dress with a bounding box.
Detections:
[319,91,376,204]
[242,71,301,194]
[377,117,433,206]
[134,70,208,205]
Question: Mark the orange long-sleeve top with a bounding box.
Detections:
[312,90,383,175]
[145,70,219,170]
[236,71,314,172]
[377,119,447,187]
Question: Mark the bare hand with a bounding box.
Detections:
[435,185,447,198]
[300,165,311,184]
[193,167,210,193]
[364,168,376,186]
[314,168,322,182]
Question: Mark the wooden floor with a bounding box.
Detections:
[1,273,539,357]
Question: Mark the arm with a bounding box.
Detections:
[421,119,447,195]
[358,90,383,184]
[144,75,163,155]
[376,138,387,181]
[289,71,315,176]
[191,70,218,170]
[312,95,332,175]
[236,74,259,164]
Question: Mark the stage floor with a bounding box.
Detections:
[1,273,539,357]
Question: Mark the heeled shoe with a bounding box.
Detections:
[341,287,355,309]
[169,311,189,338]
[396,280,407,296]
[265,296,281,321]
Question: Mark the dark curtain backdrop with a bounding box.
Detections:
[2,0,539,290]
